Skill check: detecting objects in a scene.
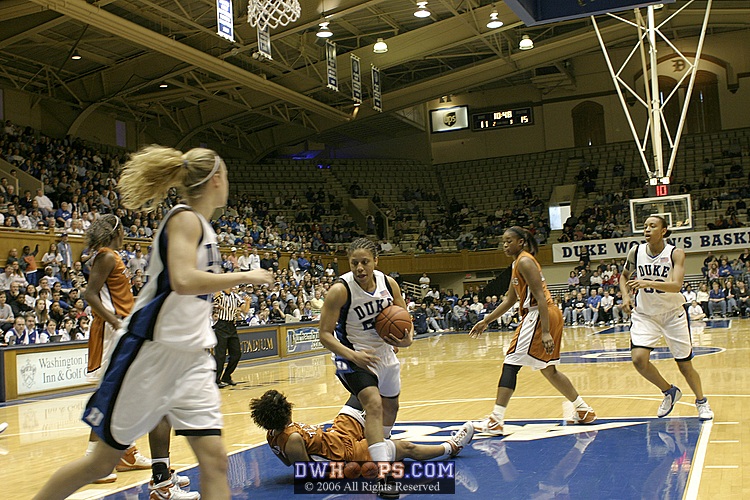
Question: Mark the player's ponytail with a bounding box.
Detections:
[118,145,222,213]
[508,226,538,255]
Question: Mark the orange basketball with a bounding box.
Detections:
[360,461,379,479]
[375,305,411,340]
[344,461,361,479]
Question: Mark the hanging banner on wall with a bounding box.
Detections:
[372,65,382,112]
[257,26,272,60]
[326,41,338,91]
[216,0,235,42]
[552,227,750,263]
[351,54,362,103]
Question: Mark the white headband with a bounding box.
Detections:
[187,156,221,188]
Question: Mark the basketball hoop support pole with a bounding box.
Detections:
[591,1,713,182]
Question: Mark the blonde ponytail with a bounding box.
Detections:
[118,145,221,212]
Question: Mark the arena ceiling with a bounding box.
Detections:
[1,0,748,159]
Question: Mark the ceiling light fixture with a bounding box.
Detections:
[70,51,82,60]
[519,34,534,50]
[316,21,333,38]
[373,38,388,54]
[486,9,503,29]
[414,1,431,18]
[159,83,169,88]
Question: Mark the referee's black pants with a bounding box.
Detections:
[214,319,240,383]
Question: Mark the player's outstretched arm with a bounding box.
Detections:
[166,212,273,295]
[470,286,517,338]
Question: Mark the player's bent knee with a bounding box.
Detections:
[499,364,521,390]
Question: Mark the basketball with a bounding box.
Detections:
[375,305,411,340]
[344,461,361,479]
[360,461,379,479]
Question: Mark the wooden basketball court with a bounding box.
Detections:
[1,318,746,499]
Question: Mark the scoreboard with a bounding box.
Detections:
[472,108,533,131]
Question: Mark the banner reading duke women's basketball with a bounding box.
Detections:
[553,227,750,263]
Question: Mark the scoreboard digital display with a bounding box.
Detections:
[472,108,533,131]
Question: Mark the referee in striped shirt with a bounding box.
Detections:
[214,286,249,388]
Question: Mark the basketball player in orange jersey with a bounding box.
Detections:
[83,214,193,498]
[620,216,713,420]
[250,390,473,464]
[469,227,596,435]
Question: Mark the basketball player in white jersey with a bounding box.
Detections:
[35,146,273,500]
[620,216,713,420]
[319,238,413,467]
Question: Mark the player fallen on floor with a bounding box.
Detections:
[250,389,474,464]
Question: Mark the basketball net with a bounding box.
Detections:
[248,0,301,31]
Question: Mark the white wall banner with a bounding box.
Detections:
[257,26,272,60]
[552,227,750,263]
[16,348,90,396]
[372,65,382,112]
[216,0,234,42]
[351,54,362,103]
[326,41,338,91]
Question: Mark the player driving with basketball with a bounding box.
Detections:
[619,215,714,420]
[318,238,413,467]
[250,390,473,464]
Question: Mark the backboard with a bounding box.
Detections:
[629,194,692,234]
[504,0,675,26]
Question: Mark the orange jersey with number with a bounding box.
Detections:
[511,251,554,315]
[267,415,370,462]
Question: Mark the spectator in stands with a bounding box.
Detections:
[723,278,739,316]
[708,281,727,318]
[567,271,579,291]
[585,289,601,326]
[0,292,14,332]
[736,281,750,317]
[707,260,720,283]
[127,249,147,276]
[468,296,483,326]
[57,233,73,268]
[0,264,14,291]
[571,292,587,326]
[682,284,697,309]
[599,290,614,325]
[3,316,26,345]
[688,300,706,322]
[718,258,733,281]
[452,299,468,330]
[561,293,575,325]
[20,245,40,286]
[34,187,53,217]
[696,283,710,314]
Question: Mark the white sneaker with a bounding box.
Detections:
[0,422,7,434]
[572,322,578,326]
[117,445,152,471]
[93,472,117,484]
[696,399,714,421]
[447,421,474,457]
[567,404,597,424]
[657,385,682,418]
[172,471,190,488]
[474,414,503,436]
[149,478,200,500]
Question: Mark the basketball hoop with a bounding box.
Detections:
[248,0,301,31]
